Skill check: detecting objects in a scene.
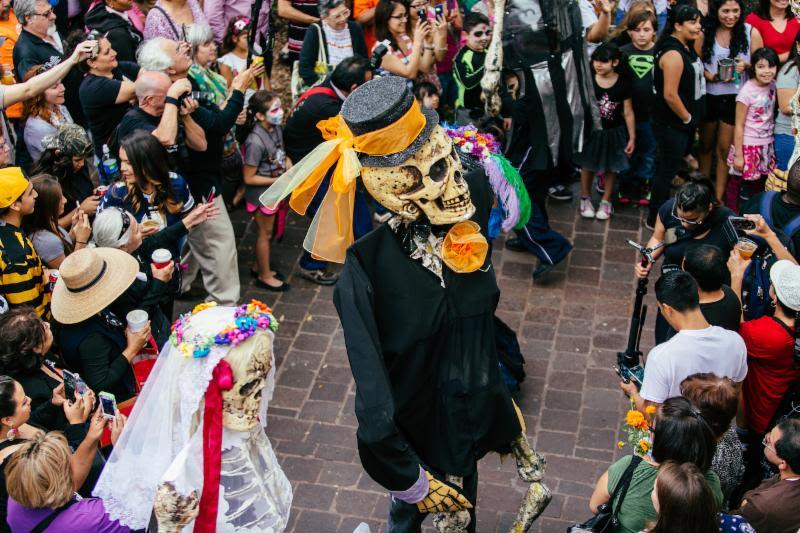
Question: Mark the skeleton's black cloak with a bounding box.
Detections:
[333,169,522,492]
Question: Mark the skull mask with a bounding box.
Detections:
[361,126,475,224]
[221,331,273,431]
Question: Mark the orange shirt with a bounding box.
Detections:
[0,11,22,119]
[353,0,378,51]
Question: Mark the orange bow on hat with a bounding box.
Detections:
[260,103,426,263]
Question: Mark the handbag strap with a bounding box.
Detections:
[152,5,180,40]
[30,498,78,533]
[315,23,328,66]
[611,455,643,519]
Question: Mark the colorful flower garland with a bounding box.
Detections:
[169,300,279,358]
[443,124,531,233]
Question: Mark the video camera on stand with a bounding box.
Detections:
[614,239,666,389]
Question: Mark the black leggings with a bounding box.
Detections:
[649,124,691,225]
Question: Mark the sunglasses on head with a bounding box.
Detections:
[112,207,131,240]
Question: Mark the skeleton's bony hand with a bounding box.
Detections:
[153,482,200,533]
[416,471,473,513]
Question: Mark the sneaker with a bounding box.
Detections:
[547,184,573,201]
[504,237,529,253]
[595,200,613,220]
[297,268,339,286]
[595,173,606,194]
[580,197,596,218]
[638,187,651,206]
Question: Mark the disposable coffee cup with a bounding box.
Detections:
[151,248,172,269]
[126,309,149,332]
[718,58,735,82]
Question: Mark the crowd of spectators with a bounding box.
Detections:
[0,0,798,529]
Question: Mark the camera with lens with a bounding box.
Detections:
[370,40,391,70]
[86,29,102,59]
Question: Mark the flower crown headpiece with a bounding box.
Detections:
[443,124,531,233]
[169,300,279,358]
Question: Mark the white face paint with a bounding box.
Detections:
[361,126,475,224]
[266,99,284,125]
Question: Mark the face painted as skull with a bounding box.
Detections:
[361,126,475,224]
[222,332,273,432]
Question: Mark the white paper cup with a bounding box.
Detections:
[151,248,172,269]
[126,309,149,332]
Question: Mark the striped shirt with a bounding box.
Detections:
[287,0,319,62]
[0,222,50,318]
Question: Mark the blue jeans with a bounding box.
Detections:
[619,121,656,186]
[775,133,795,171]
[512,157,573,266]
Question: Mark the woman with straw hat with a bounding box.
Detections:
[51,247,152,402]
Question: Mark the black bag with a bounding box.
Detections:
[567,455,643,533]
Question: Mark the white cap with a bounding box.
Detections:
[770,260,800,311]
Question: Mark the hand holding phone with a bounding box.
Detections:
[99,391,117,420]
[62,370,77,402]
[729,216,756,232]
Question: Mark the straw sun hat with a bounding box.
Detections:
[51,248,139,325]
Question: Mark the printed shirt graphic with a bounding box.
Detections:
[621,43,656,122]
[593,76,631,129]
[736,80,776,145]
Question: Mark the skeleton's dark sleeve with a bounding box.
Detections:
[333,253,423,492]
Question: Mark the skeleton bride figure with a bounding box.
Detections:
[93,302,292,532]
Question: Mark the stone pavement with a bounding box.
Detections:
[176,195,658,533]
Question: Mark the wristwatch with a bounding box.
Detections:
[165,96,181,107]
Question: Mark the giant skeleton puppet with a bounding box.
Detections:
[260,76,550,532]
[482,0,599,173]
[93,302,292,532]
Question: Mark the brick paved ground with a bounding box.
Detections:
[176,193,658,532]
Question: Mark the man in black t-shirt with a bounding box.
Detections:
[659,244,741,341]
[116,72,202,157]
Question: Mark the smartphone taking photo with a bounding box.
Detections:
[99,392,117,420]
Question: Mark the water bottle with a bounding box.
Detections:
[101,144,120,184]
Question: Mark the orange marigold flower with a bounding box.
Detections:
[626,410,645,428]
[638,439,650,452]
[645,405,657,415]
[617,441,625,449]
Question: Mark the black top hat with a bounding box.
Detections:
[341,76,439,168]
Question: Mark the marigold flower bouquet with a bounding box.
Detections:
[617,403,656,457]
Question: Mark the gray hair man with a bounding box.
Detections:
[139,35,261,306]
[115,72,206,153]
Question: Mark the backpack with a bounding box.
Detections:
[741,191,800,320]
